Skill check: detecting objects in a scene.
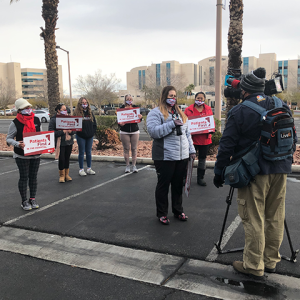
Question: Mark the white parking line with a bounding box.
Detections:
[0,227,299,299]
[0,160,57,176]
[4,165,151,225]
[205,215,242,262]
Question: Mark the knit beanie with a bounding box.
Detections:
[15,98,32,110]
[240,67,266,93]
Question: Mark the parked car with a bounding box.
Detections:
[140,107,150,115]
[33,110,50,123]
[104,107,116,115]
[90,104,99,115]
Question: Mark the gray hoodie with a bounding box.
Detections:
[147,107,195,161]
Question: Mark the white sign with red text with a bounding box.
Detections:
[116,107,141,124]
[56,116,82,131]
[23,131,55,156]
[188,115,215,135]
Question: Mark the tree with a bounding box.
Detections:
[10,0,61,116]
[0,79,17,115]
[75,70,121,108]
[226,0,243,117]
[185,84,195,95]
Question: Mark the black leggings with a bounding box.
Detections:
[59,145,73,170]
[15,157,40,202]
[194,145,209,169]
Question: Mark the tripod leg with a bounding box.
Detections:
[215,187,234,253]
[281,219,299,263]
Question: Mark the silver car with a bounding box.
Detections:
[33,110,50,123]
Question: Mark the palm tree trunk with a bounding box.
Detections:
[226,0,243,118]
[40,0,60,116]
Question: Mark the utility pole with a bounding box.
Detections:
[215,0,223,125]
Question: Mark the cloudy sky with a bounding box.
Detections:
[1,0,299,94]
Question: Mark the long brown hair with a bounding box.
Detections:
[158,86,187,123]
[74,97,93,121]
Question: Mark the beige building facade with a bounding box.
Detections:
[0,62,63,102]
[125,53,300,104]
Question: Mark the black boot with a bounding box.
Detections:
[197,168,206,186]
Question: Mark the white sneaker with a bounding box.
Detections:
[79,169,87,176]
[87,168,96,175]
[125,165,131,173]
[132,166,138,173]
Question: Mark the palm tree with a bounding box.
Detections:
[226,0,243,116]
[10,0,60,115]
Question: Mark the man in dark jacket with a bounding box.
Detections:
[213,68,297,279]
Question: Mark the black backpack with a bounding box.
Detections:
[242,96,295,161]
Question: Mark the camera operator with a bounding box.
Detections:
[213,68,298,279]
[147,86,196,225]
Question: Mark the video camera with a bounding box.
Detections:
[224,68,284,99]
[172,110,182,136]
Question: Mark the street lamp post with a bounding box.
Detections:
[56,45,73,115]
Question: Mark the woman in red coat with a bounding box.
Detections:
[184,92,213,186]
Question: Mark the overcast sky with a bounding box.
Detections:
[1,0,299,95]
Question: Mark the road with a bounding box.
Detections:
[1,118,300,143]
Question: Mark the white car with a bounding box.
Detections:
[34,110,50,123]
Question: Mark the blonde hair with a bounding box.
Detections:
[158,86,187,123]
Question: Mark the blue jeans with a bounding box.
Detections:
[76,134,93,169]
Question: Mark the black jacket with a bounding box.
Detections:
[214,93,297,176]
[48,115,74,147]
[75,111,97,139]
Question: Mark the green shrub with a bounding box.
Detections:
[95,125,120,150]
[95,115,118,130]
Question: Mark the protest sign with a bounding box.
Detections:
[23,131,55,156]
[184,158,194,197]
[188,115,215,135]
[116,107,141,124]
[56,116,82,131]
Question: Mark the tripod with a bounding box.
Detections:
[215,186,299,262]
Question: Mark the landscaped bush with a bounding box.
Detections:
[95,115,118,130]
[95,125,120,150]
[208,118,222,155]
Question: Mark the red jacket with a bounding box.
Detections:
[184,104,213,145]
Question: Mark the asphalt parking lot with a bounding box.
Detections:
[0,156,300,299]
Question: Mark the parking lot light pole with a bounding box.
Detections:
[56,45,73,115]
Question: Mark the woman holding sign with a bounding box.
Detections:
[74,97,97,176]
[147,86,196,225]
[6,98,41,210]
[48,104,74,183]
[118,94,143,173]
[184,92,213,186]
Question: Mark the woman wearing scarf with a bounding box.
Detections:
[184,92,213,186]
[118,94,143,173]
[48,103,74,183]
[6,98,41,210]
[147,86,196,225]
[74,97,97,176]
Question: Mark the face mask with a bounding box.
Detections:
[125,100,133,105]
[195,100,205,106]
[60,110,68,115]
[82,104,88,109]
[166,98,176,107]
[21,108,32,115]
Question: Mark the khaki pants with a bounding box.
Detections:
[237,174,287,276]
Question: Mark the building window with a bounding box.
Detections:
[166,63,171,86]
[138,70,142,89]
[156,64,161,86]
[21,72,44,76]
[142,70,145,87]
[209,67,214,86]
[243,57,249,74]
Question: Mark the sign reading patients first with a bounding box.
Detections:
[116,107,141,124]
[56,116,82,131]
[23,131,55,156]
[188,115,215,135]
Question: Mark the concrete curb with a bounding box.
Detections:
[1,150,300,173]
